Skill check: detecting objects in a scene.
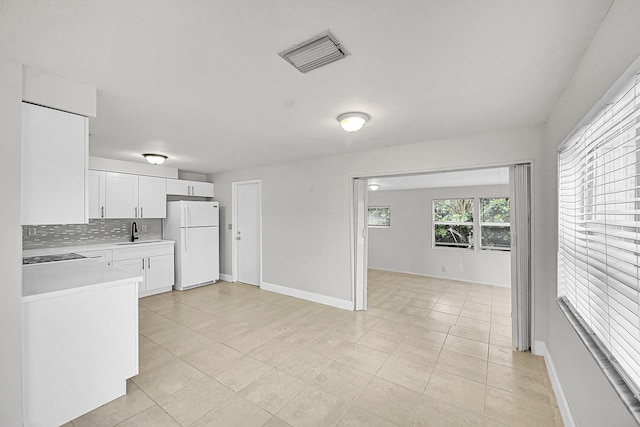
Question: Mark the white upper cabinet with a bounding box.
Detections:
[105,172,139,218]
[21,102,88,225]
[88,170,106,219]
[101,172,166,219]
[138,175,167,218]
[166,179,214,197]
[191,181,214,197]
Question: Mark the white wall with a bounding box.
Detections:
[212,125,544,314]
[368,185,510,286]
[542,0,640,425]
[0,59,23,425]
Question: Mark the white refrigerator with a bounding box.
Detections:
[163,201,220,290]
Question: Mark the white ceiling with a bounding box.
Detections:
[369,167,510,191]
[0,0,613,175]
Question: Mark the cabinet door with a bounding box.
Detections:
[138,176,167,218]
[88,170,106,219]
[21,102,88,225]
[192,181,214,197]
[145,254,174,292]
[113,258,145,293]
[105,173,138,218]
[166,179,190,196]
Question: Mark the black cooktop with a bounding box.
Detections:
[23,253,86,265]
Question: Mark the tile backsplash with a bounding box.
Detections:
[22,219,163,250]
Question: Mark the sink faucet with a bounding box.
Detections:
[131,221,139,242]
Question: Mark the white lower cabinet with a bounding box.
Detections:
[112,243,174,297]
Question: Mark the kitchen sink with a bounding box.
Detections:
[116,239,165,245]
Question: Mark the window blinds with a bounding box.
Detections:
[558,73,640,395]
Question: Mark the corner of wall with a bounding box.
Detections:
[0,57,24,426]
[260,281,353,311]
[534,340,576,427]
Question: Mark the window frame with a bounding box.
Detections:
[367,206,391,228]
[556,69,640,417]
[479,197,511,252]
[432,197,511,253]
[432,198,475,250]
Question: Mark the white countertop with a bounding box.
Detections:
[22,258,143,303]
[23,239,175,257]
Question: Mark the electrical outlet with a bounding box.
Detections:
[441,266,446,272]
[28,227,37,236]
[228,224,232,230]
[141,224,148,232]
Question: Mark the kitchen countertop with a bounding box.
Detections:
[23,258,143,303]
[23,239,175,257]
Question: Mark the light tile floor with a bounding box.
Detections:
[69,269,563,426]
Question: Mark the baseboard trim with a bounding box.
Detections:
[534,340,575,427]
[219,273,233,282]
[368,268,510,288]
[260,281,353,311]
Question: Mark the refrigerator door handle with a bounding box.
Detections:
[184,204,188,228]
[183,204,188,251]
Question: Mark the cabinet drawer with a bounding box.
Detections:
[76,249,112,264]
[112,243,174,261]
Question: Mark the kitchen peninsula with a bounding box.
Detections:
[22,258,141,426]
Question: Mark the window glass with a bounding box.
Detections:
[433,199,474,249]
[368,207,390,227]
[480,197,511,251]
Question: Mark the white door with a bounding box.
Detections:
[180,226,219,288]
[234,181,261,286]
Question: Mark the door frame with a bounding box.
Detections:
[231,179,263,285]
[352,178,369,310]
[350,161,536,351]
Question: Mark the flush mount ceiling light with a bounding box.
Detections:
[278,30,349,73]
[143,153,168,165]
[338,112,370,132]
[368,184,380,191]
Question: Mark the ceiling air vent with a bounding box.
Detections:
[278,30,350,73]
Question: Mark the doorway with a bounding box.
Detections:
[352,164,532,351]
[232,180,262,286]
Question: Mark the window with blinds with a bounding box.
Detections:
[558,72,640,396]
